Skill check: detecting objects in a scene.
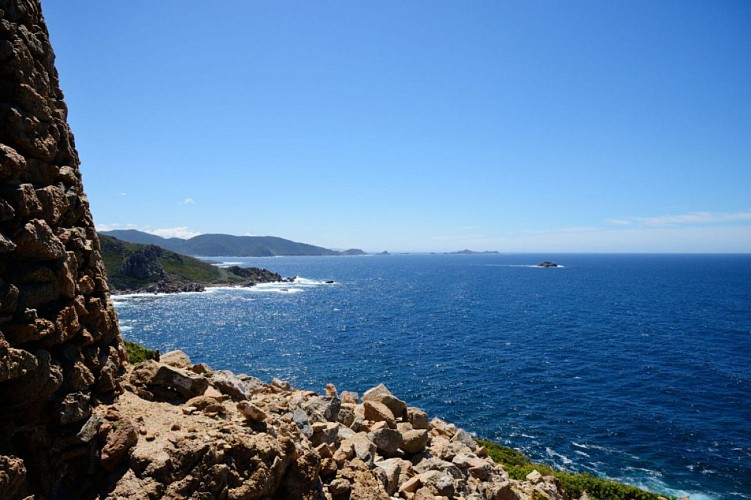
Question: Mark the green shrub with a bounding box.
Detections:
[124,340,158,364]
[477,439,671,500]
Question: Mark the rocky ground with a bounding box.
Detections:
[95,350,574,500]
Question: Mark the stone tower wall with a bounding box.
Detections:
[0,1,125,497]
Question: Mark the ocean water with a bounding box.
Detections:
[114,253,751,499]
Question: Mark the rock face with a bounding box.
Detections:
[0,1,125,497]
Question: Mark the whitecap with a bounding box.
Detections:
[546,447,573,465]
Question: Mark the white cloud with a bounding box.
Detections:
[117,192,127,197]
[149,227,201,239]
[95,222,138,232]
[179,198,196,206]
[522,226,599,235]
[607,210,751,227]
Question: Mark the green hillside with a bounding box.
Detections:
[99,235,283,292]
[100,229,366,257]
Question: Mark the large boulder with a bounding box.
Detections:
[130,360,208,400]
[210,370,264,400]
[368,428,402,455]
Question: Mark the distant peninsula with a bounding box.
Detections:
[100,235,293,294]
[445,249,500,255]
[101,229,366,257]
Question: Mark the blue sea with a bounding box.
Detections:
[113,253,751,499]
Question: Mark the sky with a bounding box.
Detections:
[42,0,751,253]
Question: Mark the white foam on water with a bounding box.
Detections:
[485,264,566,268]
[546,447,573,465]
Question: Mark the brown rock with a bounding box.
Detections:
[329,478,351,500]
[340,390,359,404]
[100,419,138,471]
[419,470,455,497]
[0,455,26,499]
[237,401,267,422]
[399,475,422,494]
[408,406,429,429]
[373,392,408,419]
[452,428,477,451]
[0,343,38,382]
[130,360,209,400]
[14,219,66,260]
[401,429,429,454]
[363,400,396,428]
[0,143,26,180]
[35,185,68,225]
[160,349,192,369]
[362,383,392,402]
[368,427,402,454]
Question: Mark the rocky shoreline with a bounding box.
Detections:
[91,350,573,499]
[110,269,296,295]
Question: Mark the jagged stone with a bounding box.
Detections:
[159,349,191,369]
[0,455,26,499]
[362,382,392,402]
[211,370,262,401]
[408,406,429,429]
[0,143,26,180]
[0,341,38,382]
[303,394,341,422]
[130,360,208,400]
[311,422,339,447]
[337,404,356,427]
[99,419,138,472]
[401,428,429,454]
[237,400,267,422]
[347,433,377,465]
[373,392,408,419]
[363,400,396,428]
[419,469,455,497]
[526,469,543,484]
[369,427,402,455]
[56,391,91,425]
[13,219,66,260]
[452,428,477,450]
[340,390,359,404]
[293,408,314,438]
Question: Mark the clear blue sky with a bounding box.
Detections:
[43,0,751,252]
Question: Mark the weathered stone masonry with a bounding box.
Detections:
[0,1,125,497]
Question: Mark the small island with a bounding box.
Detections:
[537,261,560,267]
[446,249,500,255]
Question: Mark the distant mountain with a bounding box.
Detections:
[101,230,366,257]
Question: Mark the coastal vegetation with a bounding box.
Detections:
[99,235,286,292]
[477,439,671,500]
[123,340,159,364]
